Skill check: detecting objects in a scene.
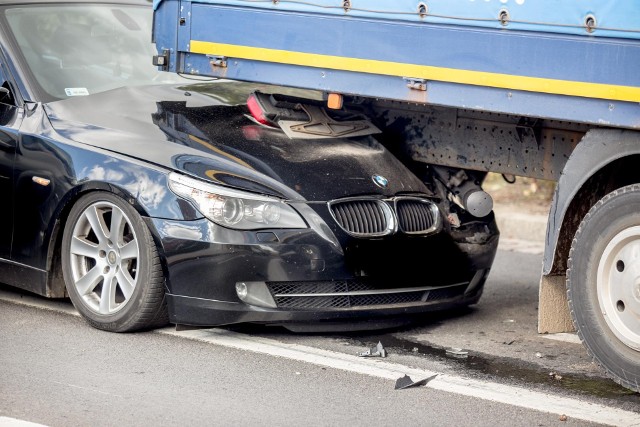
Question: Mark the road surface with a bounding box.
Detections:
[1,249,638,426]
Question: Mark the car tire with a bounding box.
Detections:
[567,184,640,392]
[61,192,168,332]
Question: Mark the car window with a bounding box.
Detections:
[0,83,12,107]
[0,59,20,135]
[3,4,186,101]
[0,58,15,107]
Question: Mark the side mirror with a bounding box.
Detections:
[0,87,9,101]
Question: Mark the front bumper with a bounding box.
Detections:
[166,286,485,327]
[147,213,498,327]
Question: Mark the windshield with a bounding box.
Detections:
[4,4,187,101]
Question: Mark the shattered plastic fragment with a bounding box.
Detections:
[357,341,387,358]
[549,372,563,380]
[445,348,469,358]
[394,374,438,390]
[447,213,461,228]
[535,352,543,358]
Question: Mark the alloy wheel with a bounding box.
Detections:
[69,201,140,315]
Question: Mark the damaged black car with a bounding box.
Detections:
[0,0,498,332]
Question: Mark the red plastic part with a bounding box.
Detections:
[247,94,271,126]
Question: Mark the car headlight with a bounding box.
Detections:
[168,173,307,230]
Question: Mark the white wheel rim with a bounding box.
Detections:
[597,225,640,351]
[69,201,140,315]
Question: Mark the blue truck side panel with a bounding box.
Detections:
[187,6,638,86]
[153,0,640,128]
[153,0,640,40]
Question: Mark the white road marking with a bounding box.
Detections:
[161,328,639,427]
[2,291,639,426]
[0,417,48,427]
[541,333,582,345]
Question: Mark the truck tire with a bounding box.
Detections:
[62,192,168,332]
[567,184,640,392]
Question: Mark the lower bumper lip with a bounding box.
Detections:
[166,289,486,328]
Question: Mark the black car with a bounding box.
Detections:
[0,0,498,332]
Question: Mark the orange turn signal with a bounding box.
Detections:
[327,93,343,110]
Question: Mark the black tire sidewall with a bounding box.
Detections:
[61,192,159,332]
[569,186,640,387]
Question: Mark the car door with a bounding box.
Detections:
[0,56,21,260]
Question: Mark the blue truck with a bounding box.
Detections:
[152,0,640,391]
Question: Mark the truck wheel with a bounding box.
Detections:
[61,192,168,332]
[567,184,640,392]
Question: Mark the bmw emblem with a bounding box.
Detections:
[372,174,389,188]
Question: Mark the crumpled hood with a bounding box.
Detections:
[44,81,429,201]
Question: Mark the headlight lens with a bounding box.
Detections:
[168,173,307,230]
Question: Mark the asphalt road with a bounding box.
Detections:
[1,249,639,426]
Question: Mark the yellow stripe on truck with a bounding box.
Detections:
[190,40,640,103]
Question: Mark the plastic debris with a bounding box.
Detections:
[357,341,387,358]
[445,348,469,358]
[504,339,516,345]
[395,374,438,390]
[535,352,543,358]
[559,415,568,422]
[549,372,563,381]
[447,213,461,228]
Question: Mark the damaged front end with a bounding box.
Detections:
[150,86,499,330]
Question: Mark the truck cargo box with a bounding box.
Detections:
[153,0,640,128]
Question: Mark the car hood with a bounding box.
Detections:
[44,81,429,201]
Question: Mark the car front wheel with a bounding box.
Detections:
[61,192,167,332]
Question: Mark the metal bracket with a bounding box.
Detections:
[207,55,228,68]
[357,341,387,358]
[152,48,170,70]
[279,105,380,139]
[404,77,427,91]
[395,374,438,390]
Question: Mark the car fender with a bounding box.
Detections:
[13,132,201,271]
